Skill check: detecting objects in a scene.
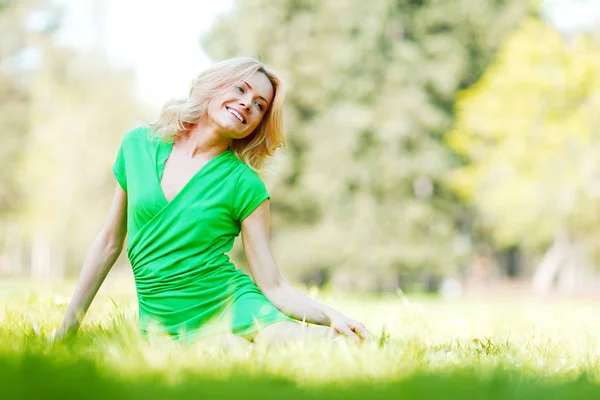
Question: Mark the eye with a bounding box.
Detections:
[235,85,244,93]
[255,101,264,111]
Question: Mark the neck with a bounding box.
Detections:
[175,117,231,159]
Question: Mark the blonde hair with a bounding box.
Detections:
[149,57,286,172]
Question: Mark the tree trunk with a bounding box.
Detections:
[1,223,24,276]
[533,235,599,295]
[30,234,64,281]
[531,234,570,294]
[557,242,594,294]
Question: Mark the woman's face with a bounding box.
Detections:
[207,71,274,139]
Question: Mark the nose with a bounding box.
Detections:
[239,96,252,111]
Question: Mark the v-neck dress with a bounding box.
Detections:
[112,126,295,340]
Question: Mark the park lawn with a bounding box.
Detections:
[0,278,598,399]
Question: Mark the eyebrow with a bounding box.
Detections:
[244,81,269,106]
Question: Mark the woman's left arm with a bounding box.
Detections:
[241,200,369,341]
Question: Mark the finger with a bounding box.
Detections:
[337,325,361,343]
[349,325,365,341]
[353,324,369,341]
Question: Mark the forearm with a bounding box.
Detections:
[60,232,122,333]
[263,282,338,327]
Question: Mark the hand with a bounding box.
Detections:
[328,312,369,343]
[49,327,65,344]
[50,323,77,344]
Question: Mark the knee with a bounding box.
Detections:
[253,321,305,345]
[253,321,340,346]
[306,325,340,340]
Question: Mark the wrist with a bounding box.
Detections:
[61,313,81,332]
[321,307,338,327]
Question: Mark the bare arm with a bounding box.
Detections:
[56,184,128,338]
[241,200,368,341]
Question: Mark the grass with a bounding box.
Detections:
[0,277,599,399]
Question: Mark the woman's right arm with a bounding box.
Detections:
[56,184,128,338]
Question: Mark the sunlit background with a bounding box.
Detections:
[2,0,600,300]
[53,0,233,108]
[4,1,600,398]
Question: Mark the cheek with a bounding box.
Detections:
[206,99,224,120]
[208,92,227,111]
[249,113,266,130]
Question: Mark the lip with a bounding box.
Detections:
[226,106,247,124]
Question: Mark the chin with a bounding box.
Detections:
[231,132,250,140]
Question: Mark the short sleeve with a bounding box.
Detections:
[112,140,127,192]
[233,169,270,222]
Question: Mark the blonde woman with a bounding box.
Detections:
[57,57,369,345]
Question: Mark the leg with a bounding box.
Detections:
[196,332,254,351]
[252,321,341,346]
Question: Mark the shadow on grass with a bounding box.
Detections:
[0,353,598,400]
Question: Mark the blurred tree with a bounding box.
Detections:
[0,0,59,274]
[0,0,52,213]
[203,0,529,289]
[16,46,140,279]
[447,17,600,293]
[0,1,141,278]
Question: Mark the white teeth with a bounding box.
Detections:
[228,108,243,123]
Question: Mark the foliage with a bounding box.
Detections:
[16,47,140,273]
[0,1,142,275]
[447,17,600,257]
[202,0,530,283]
[0,0,51,212]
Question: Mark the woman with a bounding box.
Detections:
[57,57,369,345]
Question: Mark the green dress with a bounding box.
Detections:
[112,127,295,341]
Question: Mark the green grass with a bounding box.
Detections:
[0,278,599,399]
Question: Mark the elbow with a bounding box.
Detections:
[106,243,123,259]
[260,277,286,299]
[98,230,124,258]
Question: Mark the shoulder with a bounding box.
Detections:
[121,126,152,148]
[231,157,265,186]
[227,155,268,196]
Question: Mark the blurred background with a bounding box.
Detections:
[2,0,600,299]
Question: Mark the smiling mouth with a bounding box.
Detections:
[226,107,246,124]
